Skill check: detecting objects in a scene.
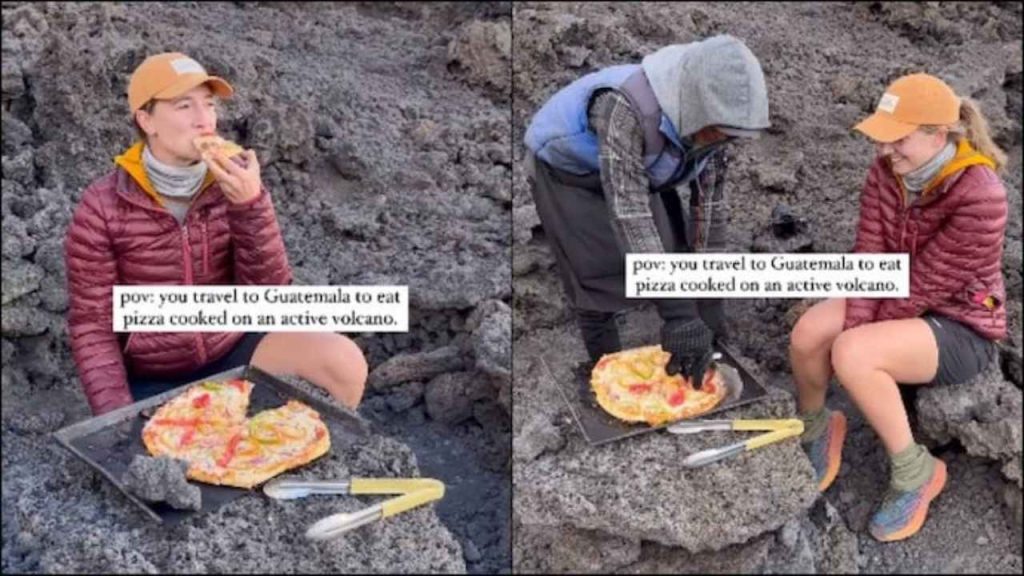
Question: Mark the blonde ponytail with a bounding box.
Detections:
[951,97,1007,173]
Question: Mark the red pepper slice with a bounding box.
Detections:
[228,379,247,393]
[628,383,652,394]
[179,427,197,447]
[315,427,326,440]
[192,393,211,409]
[217,432,243,468]
[153,418,200,427]
[668,389,686,407]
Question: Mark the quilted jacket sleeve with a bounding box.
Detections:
[843,161,887,331]
[877,168,1007,321]
[226,184,293,285]
[65,184,133,415]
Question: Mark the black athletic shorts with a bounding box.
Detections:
[127,332,266,402]
[924,314,997,386]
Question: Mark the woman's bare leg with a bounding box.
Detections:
[250,332,368,409]
[830,319,939,455]
[788,298,846,413]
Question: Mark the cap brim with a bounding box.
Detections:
[853,112,917,143]
[153,74,234,102]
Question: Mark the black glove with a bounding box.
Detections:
[661,318,715,389]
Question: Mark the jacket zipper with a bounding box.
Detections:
[181,222,209,365]
[201,219,210,276]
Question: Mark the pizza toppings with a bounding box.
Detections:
[217,432,244,468]
[179,427,196,448]
[141,380,330,489]
[667,389,686,407]
[193,135,245,158]
[192,393,211,409]
[590,345,729,426]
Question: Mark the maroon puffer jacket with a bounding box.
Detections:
[844,142,1007,341]
[65,151,292,416]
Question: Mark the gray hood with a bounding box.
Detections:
[641,35,770,138]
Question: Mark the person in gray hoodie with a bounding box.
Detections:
[524,35,770,386]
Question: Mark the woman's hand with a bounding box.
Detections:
[203,149,262,204]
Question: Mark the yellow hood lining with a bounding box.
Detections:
[114,141,216,207]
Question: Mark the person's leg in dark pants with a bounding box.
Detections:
[575,309,621,363]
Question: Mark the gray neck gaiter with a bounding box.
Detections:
[902,141,956,192]
[142,145,207,200]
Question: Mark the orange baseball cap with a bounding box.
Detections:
[853,73,960,143]
[128,52,233,113]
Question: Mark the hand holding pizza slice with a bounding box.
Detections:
[194,135,262,204]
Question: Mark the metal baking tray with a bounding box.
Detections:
[543,343,768,446]
[52,365,369,524]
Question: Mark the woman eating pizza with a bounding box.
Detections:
[788,73,1008,542]
[65,52,368,416]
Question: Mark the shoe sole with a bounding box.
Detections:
[871,458,948,542]
[818,411,847,492]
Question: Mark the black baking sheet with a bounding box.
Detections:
[52,365,368,524]
[543,343,769,446]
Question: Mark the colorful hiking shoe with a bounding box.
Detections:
[801,410,847,492]
[869,457,947,542]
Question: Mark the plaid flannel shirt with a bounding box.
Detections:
[589,90,729,255]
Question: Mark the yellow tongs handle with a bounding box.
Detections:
[350,477,443,496]
[680,419,804,468]
[732,419,804,433]
[304,478,446,541]
[350,478,446,518]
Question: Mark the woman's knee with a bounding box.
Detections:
[336,335,368,385]
[322,335,367,403]
[830,330,867,384]
[790,301,842,357]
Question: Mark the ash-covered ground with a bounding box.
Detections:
[2,2,511,573]
[512,2,1022,573]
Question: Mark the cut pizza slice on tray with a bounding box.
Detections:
[142,379,330,489]
[590,345,728,426]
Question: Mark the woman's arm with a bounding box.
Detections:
[843,162,888,330]
[65,186,134,415]
[878,169,1007,320]
[225,183,293,285]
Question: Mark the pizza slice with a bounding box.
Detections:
[193,134,245,158]
[591,345,728,426]
[142,379,251,456]
[191,400,330,489]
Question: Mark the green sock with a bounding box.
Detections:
[890,443,935,492]
[799,406,831,444]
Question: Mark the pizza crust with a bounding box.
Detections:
[591,345,728,426]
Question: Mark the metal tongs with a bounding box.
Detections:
[668,418,804,467]
[263,477,446,541]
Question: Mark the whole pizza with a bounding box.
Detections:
[141,379,330,489]
[591,345,728,426]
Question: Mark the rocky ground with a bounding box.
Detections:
[2,1,511,573]
[512,1,1022,573]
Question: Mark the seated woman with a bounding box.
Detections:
[788,73,1008,542]
[65,52,367,415]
